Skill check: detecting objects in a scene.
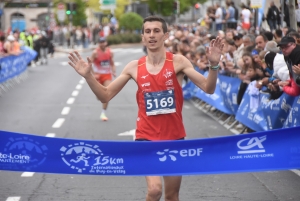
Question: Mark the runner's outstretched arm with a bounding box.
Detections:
[180,37,224,94]
[68,51,133,103]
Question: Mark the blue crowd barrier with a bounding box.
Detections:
[0,46,37,84]
[183,73,299,131]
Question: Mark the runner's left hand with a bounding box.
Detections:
[206,36,224,66]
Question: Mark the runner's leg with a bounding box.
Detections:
[145,176,162,201]
[163,176,182,201]
[100,78,112,121]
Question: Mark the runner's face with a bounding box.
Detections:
[142,21,168,50]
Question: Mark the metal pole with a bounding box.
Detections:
[289,0,297,29]
[70,2,73,27]
[281,0,284,27]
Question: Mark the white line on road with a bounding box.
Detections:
[46,133,56,137]
[118,129,136,140]
[52,118,65,128]
[291,169,300,177]
[61,107,70,115]
[60,61,69,66]
[67,97,75,104]
[72,90,79,96]
[79,80,85,84]
[21,172,34,177]
[6,197,21,201]
[115,62,122,66]
[76,84,82,90]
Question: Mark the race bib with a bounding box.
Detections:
[100,60,110,68]
[144,89,176,116]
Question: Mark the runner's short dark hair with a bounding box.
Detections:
[142,16,168,34]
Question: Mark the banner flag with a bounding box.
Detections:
[284,96,300,128]
[219,75,241,114]
[260,93,295,130]
[0,47,37,83]
[1,127,300,176]
[195,72,233,114]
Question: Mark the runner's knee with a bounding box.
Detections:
[147,185,162,200]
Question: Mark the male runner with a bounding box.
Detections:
[68,16,223,201]
[90,37,116,121]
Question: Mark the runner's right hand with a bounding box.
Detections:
[68,51,93,78]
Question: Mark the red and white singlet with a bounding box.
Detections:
[92,47,112,74]
[135,52,186,140]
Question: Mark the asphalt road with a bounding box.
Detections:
[0,45,300,201]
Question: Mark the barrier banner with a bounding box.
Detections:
[1,128,299,176]
[182,68,205,100]
[182,81,198,100]
[0,47,37,83]
[195,72,233,114]
[235,88,268,131]
[219,75,241,114]
[260,93,295,130]
[284,96,300,128]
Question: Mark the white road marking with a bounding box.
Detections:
[72,90,79,96]
[61,107,70,115]
[118,129,136,140]
[291,169,300,177]
[79,79,85,84]
[52,118,65,128]
[60,61,69,66]
[111,48,122,53]
[21,172,34,177]
[67,97,75,104]
[6,197,21,201]
[76,84,82,90]
[46,133,56,137]
[114,62,122,66]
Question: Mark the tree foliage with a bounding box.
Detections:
[119,12,143,31]
[147,0,206,16]
[72,0,87,26]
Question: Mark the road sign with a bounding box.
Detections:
[57,3,66,22]
[100,0,116,10]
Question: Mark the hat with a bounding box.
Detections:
[277,36,295,46]
[233,33,243,40]
[98,37,106,43]
[7,35,15,42]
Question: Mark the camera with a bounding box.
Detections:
[296,76,300,85]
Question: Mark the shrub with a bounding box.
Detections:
[107,34,142,45]
[119,12,143,32]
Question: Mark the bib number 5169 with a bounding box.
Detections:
[146,97,174,109]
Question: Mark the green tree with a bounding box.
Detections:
[119,12,143,32]
[148,0,206,16]
[72,0,87,26]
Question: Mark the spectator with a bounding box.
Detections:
[225,0,237,30]
[264,31,274,41]
[266,1,280,31]
[233,33,244,64]
[265,41,280,53]
[240,3,252,31]
[243,34,255,48]
[214,2,223,31]
[0,35,6,56]
[277,36,300,96]
[255,34,268,51]
[274,29,282,43]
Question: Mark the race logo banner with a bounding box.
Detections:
[0,127,300,175]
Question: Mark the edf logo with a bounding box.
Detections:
[157,148,203,162]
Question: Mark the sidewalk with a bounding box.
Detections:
[54,43,143,54]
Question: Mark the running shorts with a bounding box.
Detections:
[95,73,112,85]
